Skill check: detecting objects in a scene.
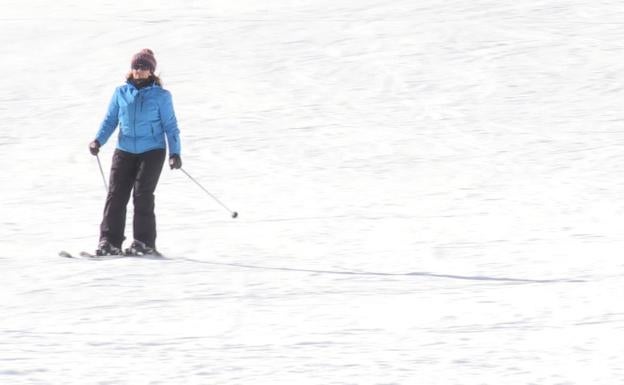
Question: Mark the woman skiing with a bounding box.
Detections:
[89,49,182,256]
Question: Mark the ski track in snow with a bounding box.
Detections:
[2,0,624,384]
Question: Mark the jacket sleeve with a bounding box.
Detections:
[95,88,120,146]
[159,90,181,156]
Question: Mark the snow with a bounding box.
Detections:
[2,0,624,384]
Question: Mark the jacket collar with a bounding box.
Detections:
[126,78,157,91]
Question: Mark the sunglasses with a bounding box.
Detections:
[132,65,151,71]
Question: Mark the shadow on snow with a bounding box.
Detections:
[179,258,585,284]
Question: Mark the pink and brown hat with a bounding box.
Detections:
[131,49,157,72]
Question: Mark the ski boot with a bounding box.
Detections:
[95,240,123,256]
[124,240,161,257]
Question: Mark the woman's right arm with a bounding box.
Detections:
[94,88,120,146]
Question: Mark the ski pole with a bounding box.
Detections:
[179,167,239,219]
[96,154,108,192]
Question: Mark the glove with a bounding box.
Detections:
[169,154,182,169]
[89,140,100,156]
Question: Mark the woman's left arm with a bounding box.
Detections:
[159,90,181,156]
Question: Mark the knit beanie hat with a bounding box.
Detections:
[131,49,157,72]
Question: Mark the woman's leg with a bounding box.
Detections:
[132,149,166,248]
[100,149,138,248]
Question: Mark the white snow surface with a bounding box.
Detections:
[2,0,624,384]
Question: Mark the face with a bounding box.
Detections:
[131,67,151,79]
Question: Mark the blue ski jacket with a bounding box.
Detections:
[95,80,181,155]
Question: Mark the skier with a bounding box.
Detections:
[89,49,182,256]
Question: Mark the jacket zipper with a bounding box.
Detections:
[133,92,138,152]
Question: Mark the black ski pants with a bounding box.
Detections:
[100,148,166,248]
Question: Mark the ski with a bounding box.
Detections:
[59,250,75,259]
[58,250,127,260]
[59,250,166,260]
[80,251,130,260]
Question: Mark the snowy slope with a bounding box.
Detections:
[2,0,624,384]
